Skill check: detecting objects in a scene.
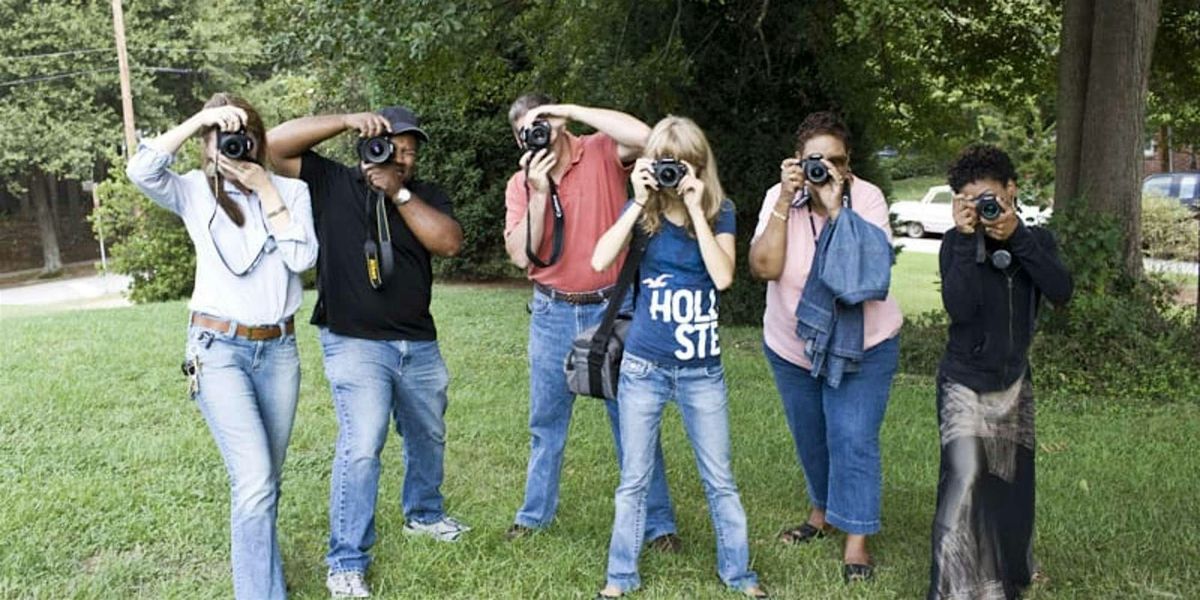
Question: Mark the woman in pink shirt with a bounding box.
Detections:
[748,112,902,584]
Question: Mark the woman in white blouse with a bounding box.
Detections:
[126,93,317,600]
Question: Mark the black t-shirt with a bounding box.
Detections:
[299,151,455,341]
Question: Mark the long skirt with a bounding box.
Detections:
[928,374,1036,600]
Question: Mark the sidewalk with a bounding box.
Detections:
[0,272,132,314]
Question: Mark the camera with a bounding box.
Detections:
[217,130,255,161]
[651,158,688,189]
[520,119,552,153]
[800,153,830,185]
[357,136,395,164]
[974,192,1003,221]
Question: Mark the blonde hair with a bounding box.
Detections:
[639,116,727,237]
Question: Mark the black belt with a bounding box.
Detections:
[534,282,616,305]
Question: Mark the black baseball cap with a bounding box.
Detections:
[378,106,429,142]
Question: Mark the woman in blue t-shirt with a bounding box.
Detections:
[591,116,766,599]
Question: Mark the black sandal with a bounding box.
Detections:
[843,563,874,584]
[777,522,829,545]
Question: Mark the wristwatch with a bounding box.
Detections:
[394,187,412,205]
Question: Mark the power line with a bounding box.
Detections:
[0,48,113,62]
[0,66,205,88]
[1,46,270,62]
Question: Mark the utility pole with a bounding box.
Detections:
[111,0,136,155]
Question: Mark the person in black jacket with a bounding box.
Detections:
[928,144,1072,600]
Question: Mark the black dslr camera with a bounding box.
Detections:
[357,136,395,164]
[800,153,830,185]
[651,158,688,189]
[973,192,1003,221]
[217,130,255,161]
[520,119,552,153]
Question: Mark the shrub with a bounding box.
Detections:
[1142,194,1200,262]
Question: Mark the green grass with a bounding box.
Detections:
[2,283,1198,599]
[889,176,943,202]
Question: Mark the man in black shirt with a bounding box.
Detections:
[269,107,465,598]
[928,144,1071,600]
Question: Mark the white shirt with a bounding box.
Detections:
[126,142,318,325]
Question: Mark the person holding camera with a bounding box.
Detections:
[928,144,1071,600]
[748,111,901,584]
[501,94,681,548]
[591,116,766,599]
[267,107,464,598]
[126,93,318,600]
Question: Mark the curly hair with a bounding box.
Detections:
[794,111,852,155]
[947,144,1018,193]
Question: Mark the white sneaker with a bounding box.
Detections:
[403,515,471,542]
[326,569,370,598]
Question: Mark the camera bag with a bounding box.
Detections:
[563,224,649,400]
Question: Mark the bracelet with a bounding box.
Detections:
[266,205,288,218]
[770,209,788,222]
[634,199,646,208]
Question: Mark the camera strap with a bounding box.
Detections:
[524,161,564,268]
[586,223,649,393]
[364,190,395,290]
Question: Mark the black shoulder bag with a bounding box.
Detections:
[563,224,649,400]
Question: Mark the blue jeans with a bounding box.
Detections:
[763,336,899,535]
[516,288,677,539]
[319,329,451,573]
[187,322,300,600]
[606,353,758,593]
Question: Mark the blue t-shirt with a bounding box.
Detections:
[623,199,737,367]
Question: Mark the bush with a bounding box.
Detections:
[1142,194,1200,261]
[90,156,196,304]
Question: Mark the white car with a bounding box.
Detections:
[889,185,1052,238]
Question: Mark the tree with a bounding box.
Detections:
[1055,0,1162,280]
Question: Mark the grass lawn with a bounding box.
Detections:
[888,176,944,202]
[2,265,1198,598]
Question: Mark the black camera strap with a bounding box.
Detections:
[586,223,649,393]
[524,160,564,268]
[364,189,395,290]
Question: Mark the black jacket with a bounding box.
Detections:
[937,224,1073,392]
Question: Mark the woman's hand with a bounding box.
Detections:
[952,193,979,235]
[780,157,804,201]
[196,106,248,132]
[631,157,658,205]
[679,160,705,213]
[217,155,271,193]
[520,148,557,194]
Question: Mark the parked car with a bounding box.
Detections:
[889,185,1052,238]
[1142,172,1199,210]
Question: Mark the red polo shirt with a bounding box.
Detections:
[504,132,631,293]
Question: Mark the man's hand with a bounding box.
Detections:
[807,156,845,219]
[520,148,556,194]
[982,194,1019,241]
[630,157,658,205]
[196,106,247,132]
[952,193,979,235]
[523,104,573,128]
[364,165,404,198]
[679,160,706,214]
[342,112,391,138]
[780,157,804,201]
[216,155,271,192]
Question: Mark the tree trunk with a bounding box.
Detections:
[31,170,63,275]
[1055,0,1161,279]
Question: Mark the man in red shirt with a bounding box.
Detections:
[503,94,679,549]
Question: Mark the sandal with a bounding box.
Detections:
[843,563,874,584]
[777,522,830,545]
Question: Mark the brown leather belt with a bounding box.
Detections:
[534,282,616,305]
[190,313,295,341]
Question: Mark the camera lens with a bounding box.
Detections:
[523,120,552,152]
[652,159,687,189]
[802,155,830,185]
[358,136,394,164]
[976,195,1002,220]
[218,131,253,160]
